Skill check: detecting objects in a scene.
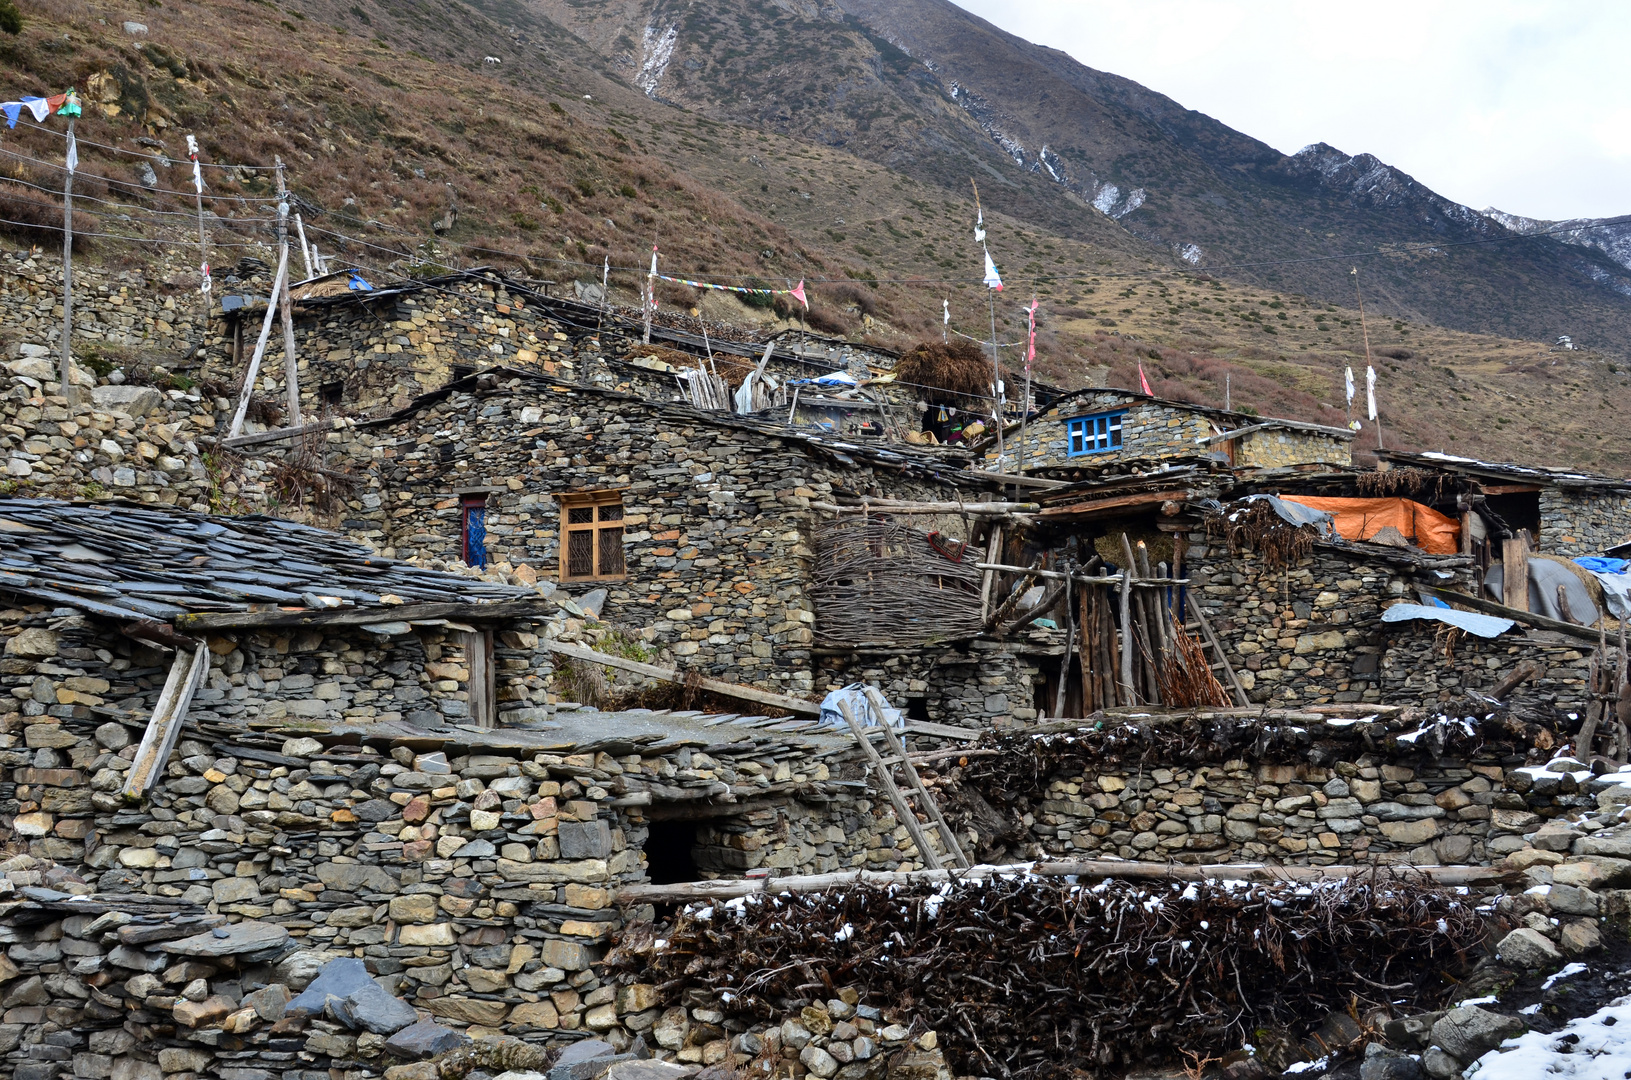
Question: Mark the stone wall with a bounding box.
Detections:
[1236,426,1351,469]
[319,374,993,703]
[990,391,1218,472]
[815,640,1049,728]
[1183,537,1594,714]
[1539,489,1631,557]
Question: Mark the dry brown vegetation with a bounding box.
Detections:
[0,0,1626,472]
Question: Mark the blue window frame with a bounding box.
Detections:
[461,494,488,568]
[1066,411,1125,456]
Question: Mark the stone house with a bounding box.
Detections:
[0,498,558,768]
[300,367,1052,725]
[985,389,1353,479]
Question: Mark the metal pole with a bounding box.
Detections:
[59,117,76,402]
[275,157,301,425]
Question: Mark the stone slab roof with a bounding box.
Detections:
[0,498,534,625]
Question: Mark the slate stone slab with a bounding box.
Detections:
[558,820,613,859]
[161,921,290,958]
[383,1019,469,1060]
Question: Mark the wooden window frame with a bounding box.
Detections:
[559,489,627,581]
[1066,411,1125,457]
[460,493,489,569]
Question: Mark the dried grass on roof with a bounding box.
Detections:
[896,339,1004,405]
[1209,499,1315,568]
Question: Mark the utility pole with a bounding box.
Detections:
[59,114,76,402]
[275,157,301,426]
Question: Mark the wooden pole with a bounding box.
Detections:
[979,525,1003,621]
[616,859,1519,904]
[542,638,824,719]
[59,117,76,403]
[1117,534,1136,706]
[988,286,1004,464]
[275,158,301,426]
[228,252,288,439]
[293,212,314,281]
[643,240,656,345]
[185,135,211,328]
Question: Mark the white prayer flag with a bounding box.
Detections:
[943,299,949,325]
[983,248,1003,291]
[1344,366,1355,404]
[1366,365,1377,421]
[64,130,76,174]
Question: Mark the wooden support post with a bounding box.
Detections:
[1502,534,1530,612]
[122,643,208,798]
[979,525,1003,620]
[275,158,301,427]
[228,252,289,439]
[1053,577,1074,719]
[1117,534,1136,706]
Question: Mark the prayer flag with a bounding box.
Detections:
[1366,366,1377,420]
[1138,363,1153,396]
[19,97,48,122]
[64,130,76,175]
[791,279,807,309]
[1345,366,1355,404]
[974,207,985,244]
[983,248,1002,291]
[1,103,20,129]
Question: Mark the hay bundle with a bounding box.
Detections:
[896,339,1004,406]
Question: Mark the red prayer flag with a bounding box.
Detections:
[1138,363,1153,396]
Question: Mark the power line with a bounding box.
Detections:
[12,118,279,171]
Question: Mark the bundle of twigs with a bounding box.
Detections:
[1157,623,1229,708]
[611,875,1491,1078]
[810,517,985,645]
[1210,498,1317,568]
[896,339,1004,406]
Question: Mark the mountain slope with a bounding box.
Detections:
[529,0,1631,359]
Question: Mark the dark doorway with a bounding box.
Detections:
[644,820,700,884]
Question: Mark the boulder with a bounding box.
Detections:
[1429,1005,1525,1061]
[1421,1047,1461,1080]
[1496,927,1563,969]
[89,385,163,417]
[1360,1042,1425,1080]
[1560,919,1602,956]
[1382,1012,1442,1052]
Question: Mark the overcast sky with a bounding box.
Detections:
[954,1,1629,222]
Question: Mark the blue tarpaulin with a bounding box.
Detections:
[1381,602,1515,639]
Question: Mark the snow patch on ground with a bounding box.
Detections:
[636,23,679,97]
[1092,184,1120,215]
[1178,244,1202,265]
[1468,994,1631,1078]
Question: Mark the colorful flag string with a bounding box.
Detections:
[1,89,77,130]
[653,272,807,309]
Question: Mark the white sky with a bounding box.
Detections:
[953,0,1631,221]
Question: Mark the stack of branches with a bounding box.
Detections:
[269,426,354,513]
[895,340,1005,407]
[1209,498,1317,568]
[1355,466,1448,502]
[1157,624,1229,708]
[609,875,1491,1079]
[810,516,985,646]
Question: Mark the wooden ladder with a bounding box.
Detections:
[1185,603,1251,707]
[835,689,971,870]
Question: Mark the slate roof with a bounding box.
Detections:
[358,366,1002,491]
[0,498,532,624]
[1378,450,1631,493]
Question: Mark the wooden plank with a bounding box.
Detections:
[221,418,342,450]
[615,859,1519,903]
[1040,490,1192,518]
[978,525,1003,621]
[1501,535,1530,612]
[1418,585,1603,644]
[122,643,208,798]
[542,639,821,717]
[228,249,289,440]
[465,629,495,730]
[175,597,554,631]
[813,500,1039,515]
[1191,602,1250,706]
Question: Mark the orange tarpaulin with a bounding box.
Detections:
[1280,496,1462,555]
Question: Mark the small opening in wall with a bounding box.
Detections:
[319,381,344,407]
[905,697,932,724]
[644,820,700,884]
[451,364,475,382]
